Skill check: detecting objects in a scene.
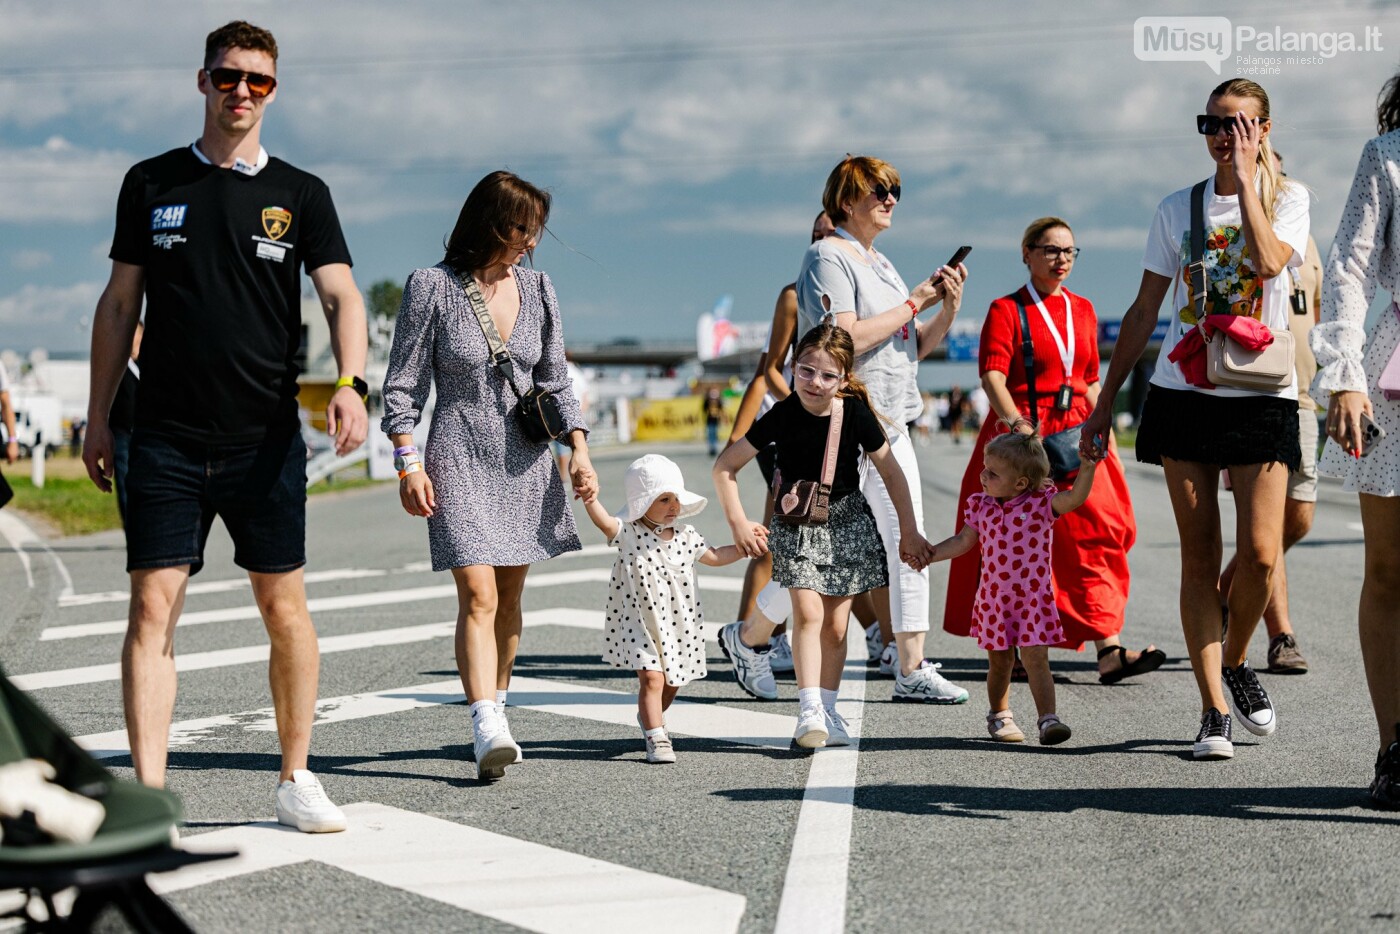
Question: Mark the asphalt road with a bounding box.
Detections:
[1,436,1396,933]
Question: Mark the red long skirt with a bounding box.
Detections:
[941,398,1136,650]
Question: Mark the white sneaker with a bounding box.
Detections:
[794,707,828,748]
[718,622,778,700]
[473,709,522,781]
[498,702,523,764]
[878,642,898,678]
[864,622,884,662]
[769,632,794,673]
[893,660,969,705]
[275,770,347,833]
[645,731,677,764]
[824,708,852,747]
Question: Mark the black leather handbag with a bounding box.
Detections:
[1012,293,1082,481]
[460,272,568,444]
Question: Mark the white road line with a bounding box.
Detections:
[40,569,743,641]
[55,544,620,608]
[0,508,75,596]
[155,803,746,934]
[75,668,795,758]
[773,633,867,934]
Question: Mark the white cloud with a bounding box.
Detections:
[0,136,134,224]
[10,249,52,270]
[0,282,103,352]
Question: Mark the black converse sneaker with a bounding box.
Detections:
[1221,661,1276,736]
[1193,708,1234,760]
[1370,726,1400,810]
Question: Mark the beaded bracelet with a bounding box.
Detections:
[905,299,918,318]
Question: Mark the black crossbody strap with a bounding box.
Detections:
[1189,179,1210,334]
[1011,291,1039,430]
[459,271,525,402]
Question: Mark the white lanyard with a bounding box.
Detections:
[1026,282,1074,380]
[833,228,909,298]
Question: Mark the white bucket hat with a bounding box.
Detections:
[620,454,707,523]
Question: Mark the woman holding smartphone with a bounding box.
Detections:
[1080,79,1309,760]
[794,154,969,705]
[1310,70,1400,807]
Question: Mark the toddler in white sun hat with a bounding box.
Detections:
[581,454,763,763]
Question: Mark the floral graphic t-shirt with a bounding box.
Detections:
[1142,179,1310,399]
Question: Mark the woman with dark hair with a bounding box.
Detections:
[1309,72,1400,806]
[381,170,595,782]
[1081,79,1310,760]
[944,217,1162,684]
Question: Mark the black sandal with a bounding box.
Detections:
[1097,645,1166,685]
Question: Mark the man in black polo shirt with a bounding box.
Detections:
[83,21,368,833]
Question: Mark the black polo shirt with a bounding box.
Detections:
[109,146,352,444]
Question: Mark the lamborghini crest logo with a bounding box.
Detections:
[261,206,292,240]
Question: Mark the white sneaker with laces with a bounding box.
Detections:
[769,632,794,673]
[718,622,778,700]
[794,706,828,748]
[275,770,347,833]
[864,622,884,662]
[823,708,852,747]
[473,709,522,781]
[878,642,898,678]
[893,660,969,704]
[497,702,523,764]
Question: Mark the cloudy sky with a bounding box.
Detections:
[1,0,1396,354]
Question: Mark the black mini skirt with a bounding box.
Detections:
[1135,385,1302,471]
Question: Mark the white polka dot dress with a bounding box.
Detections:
[601,521,709,687]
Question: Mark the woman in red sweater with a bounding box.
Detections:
[943,217,1163,683]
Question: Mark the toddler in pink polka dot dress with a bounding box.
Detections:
[929,431,1103,746]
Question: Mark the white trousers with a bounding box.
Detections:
[860,430,929,633]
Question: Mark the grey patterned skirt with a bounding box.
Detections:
[770,490,889,596]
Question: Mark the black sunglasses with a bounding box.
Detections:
[871,182,901,203]
[207,67,277,98]
[1196,114,1258,136]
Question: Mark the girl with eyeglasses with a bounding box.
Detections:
[1081,79,1310,760]
[714,323,936,747]
[943,218,1163,687]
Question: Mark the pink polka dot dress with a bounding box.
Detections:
[964,487,1065,651]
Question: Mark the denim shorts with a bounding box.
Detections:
[125,429,307,576]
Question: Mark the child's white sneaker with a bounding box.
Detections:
[878,642,898,678]
[645,731,677,764]
[794,707,828,748]
[823,709,852,747]
[768,632,794,673]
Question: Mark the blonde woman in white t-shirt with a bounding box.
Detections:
[1081,79,1310,761]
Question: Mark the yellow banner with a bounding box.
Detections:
[632,396,741,442]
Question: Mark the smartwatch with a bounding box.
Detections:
[335,375,369,402]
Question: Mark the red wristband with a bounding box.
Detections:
[905,299,918,318]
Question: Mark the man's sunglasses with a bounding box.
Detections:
[1196,114,1258,136]
[871,182,901,203]
[207,68,277,98]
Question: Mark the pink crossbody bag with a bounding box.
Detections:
[1380,303,1400,401]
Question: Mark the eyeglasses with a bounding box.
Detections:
[1032,245,1080,260]
[207,68,277,99]
[871,182,901,203]
[794,363,844,386]
[1196,114,1258,136]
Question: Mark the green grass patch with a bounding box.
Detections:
[8,475,122,537]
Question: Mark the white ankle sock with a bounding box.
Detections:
[820,688,838,712]
[470,700,496,721]
[495,690,508,708]
[644,727,666,739]
[798,687,822,711]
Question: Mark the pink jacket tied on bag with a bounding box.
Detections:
[1167,314,1275,390]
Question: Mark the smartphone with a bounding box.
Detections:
[934,245,972,280]
[1361,411,1386,457]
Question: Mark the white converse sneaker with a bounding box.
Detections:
[473,709,522,781]
[718,622,778,700]
[878,642,898,678]
[769,632,794,673]
[823,708,852,747]
[498,702,523,764]
[275,770,347,833]
[893,660,969,704]
[864,622,884,662]
[794,706,828,748]
[645,731,677,764]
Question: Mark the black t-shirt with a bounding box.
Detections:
[108,362,139,433]
[109,147,352,443]
[746,394,888,500]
